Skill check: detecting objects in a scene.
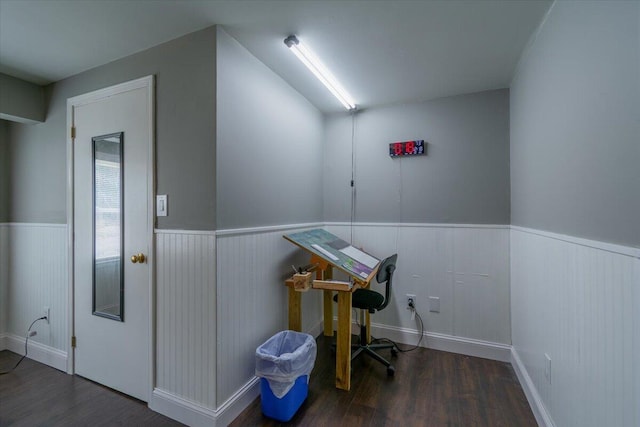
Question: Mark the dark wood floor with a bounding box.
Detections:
[231,335,537,427]
[0,336,537,427]
[0,350,183,427]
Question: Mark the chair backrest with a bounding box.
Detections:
[375,254,397,311]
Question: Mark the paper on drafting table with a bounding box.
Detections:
[311,244,339,261]
[339,246,379,268]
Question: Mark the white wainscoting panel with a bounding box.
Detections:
[511,227,639,427]
[452,227,510,344]
[216,226,322,406]
[635,256,640,427]
[325,223,511,346]
[0,224,8,335]
[155,230,217,409]
[2,224,68,356]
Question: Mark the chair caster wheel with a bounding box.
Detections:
[391,348,398,357]
[387,365,395,376]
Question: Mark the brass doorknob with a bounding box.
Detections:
[131,253,146,263]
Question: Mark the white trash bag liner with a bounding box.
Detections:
[255,330,317,398]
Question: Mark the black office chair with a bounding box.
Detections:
[333,253,399,376]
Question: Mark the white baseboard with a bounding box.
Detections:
[150,389,217,427]
[373,323,512,362]
[150,378,260,427]
[511,347,555,427]
[212,376,261,427]
[0,333,67,372]
[332,320,512,362]
[0,333,7,351]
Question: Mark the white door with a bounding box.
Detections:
[71,77,154,402]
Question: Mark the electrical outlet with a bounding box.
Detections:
[406,294,416,309]
[428,296,440,313]
[544,353,551,384]
[44,306,50,324]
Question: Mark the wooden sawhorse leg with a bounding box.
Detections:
[336,291,352,391]
[323,290,333,336]
[322,265,334,336]
[288,286,302,332]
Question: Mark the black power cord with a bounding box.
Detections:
[371,302,425,353]
[0,316,47,375]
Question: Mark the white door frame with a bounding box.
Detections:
[65,76,155,398]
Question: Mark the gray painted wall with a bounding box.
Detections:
[324,89,510,224]
[7,26,217,229]
[216,28,324,229]
[0,73,45,123]
[0,120,8,222]
[511,1,640,247]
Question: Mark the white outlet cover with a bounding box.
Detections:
[429,296,440,313]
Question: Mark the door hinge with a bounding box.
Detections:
[71,336,76,348]
[71,126,76,139]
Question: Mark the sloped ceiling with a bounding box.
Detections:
[0,0,552,113]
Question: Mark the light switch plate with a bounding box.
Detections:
[156,195,168,217]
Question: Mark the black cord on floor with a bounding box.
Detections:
[371,309,425,353]
[0,316,46,375]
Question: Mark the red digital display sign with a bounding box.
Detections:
[389,140,426,157]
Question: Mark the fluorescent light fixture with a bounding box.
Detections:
[284,35,356,111]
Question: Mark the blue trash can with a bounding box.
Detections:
[255,330,317,422]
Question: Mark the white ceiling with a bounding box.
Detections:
[0,0,552,113]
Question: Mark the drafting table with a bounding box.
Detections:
[283,228,380,391]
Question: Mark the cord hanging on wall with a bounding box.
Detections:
[350,110,357,244]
